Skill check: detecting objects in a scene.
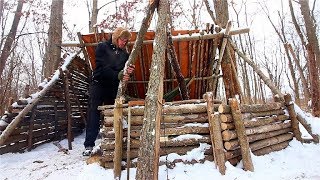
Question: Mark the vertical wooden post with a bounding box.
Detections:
[27,107,36,151]
[62,69,73,150]
[284,94,302,142]
[204,92,226,175]
[54,103,59,140]
[229,98,254,172]
[127,104,132,180]
[113,97,124,179]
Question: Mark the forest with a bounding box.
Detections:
[0,0,319,117]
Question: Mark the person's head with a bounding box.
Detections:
[112,27,131,49]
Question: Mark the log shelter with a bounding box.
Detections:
[0,26,318,178]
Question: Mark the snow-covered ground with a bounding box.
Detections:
[1,127,320,180]
[1,105,320,180]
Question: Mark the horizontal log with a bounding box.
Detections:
[224,128,292,150]
[249,133,293,151]
[102,103,220,116]
[243,114,290,128]
[220,114,233,123]
[101,145,203,162]
[253,140,290,156]
[101,154,215,169]
[103,113,208,127]
[0,140,28,155]
[224,133,293,160]
[62,27,250,47]
[242,109,286,119]
[218,102,285,114]
[222,122,291,141]
[220,122,235,130]
[101,126,210,138]
[100,135,211,150]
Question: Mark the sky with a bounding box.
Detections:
[1,102,320,180]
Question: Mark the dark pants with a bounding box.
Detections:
[84,81,115,148]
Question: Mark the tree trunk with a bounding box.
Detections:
[90,0,98,33]
[213,0,242,101]
[299,0,320,117]
[0,0,24,77]
[135,0,169,179]
[42,0,64,79]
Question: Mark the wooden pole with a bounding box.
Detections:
[27,107,36,151]
[60,27,250,47]
[212,21,232,96]
[229,98,254,172]
[284,94,303,142]
[113,98,124,179]
[136,0,168,179]
[62,69,73,150]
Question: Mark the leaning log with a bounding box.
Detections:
[296,114,319,143]
[229,98,254,172]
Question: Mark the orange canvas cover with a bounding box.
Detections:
[81,30,216,101]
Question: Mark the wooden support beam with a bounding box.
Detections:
[27,107,36,151]
[229,98,254,172]
[62,69,73,150]
[113,98,124,179]
[60,27,250,47]
[204,92,226,175]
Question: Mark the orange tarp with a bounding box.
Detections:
[81,30,217,101]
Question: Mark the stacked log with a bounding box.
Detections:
[219,101,293,165]
[0,56,89,154]
[99,98,296,169]
[100,99,222,168]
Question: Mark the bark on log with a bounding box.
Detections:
[229,98,254,172]
[224,128,291,150]
[103,103,220,116]
[136,0,167,179]
[101,126,210,138]
[252,140,290,156]
[104,113,208,126]
[249,133,293,151]
[222,122,291,141]
[218,102,284,114]
[101,135,211,150]
[113,98,124,179]
[243,114,290,128]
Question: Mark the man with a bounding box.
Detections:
[83,27,135,156]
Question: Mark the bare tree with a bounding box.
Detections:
[42,0,64,79]
[298,0,320,117]
[0,0,25,77]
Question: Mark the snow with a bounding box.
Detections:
[1,128,320,180]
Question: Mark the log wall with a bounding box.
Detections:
[99,98,295,169]
[0,56,90,154]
